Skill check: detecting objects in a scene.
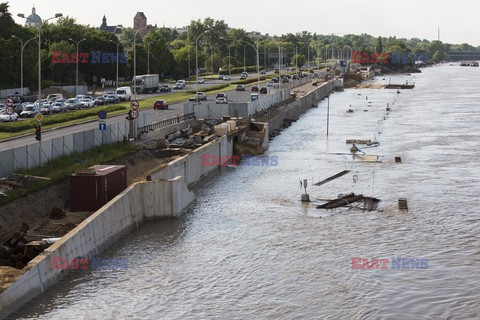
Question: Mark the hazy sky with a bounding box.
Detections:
[9,0,480,46]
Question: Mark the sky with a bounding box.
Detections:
[8,0,480,46]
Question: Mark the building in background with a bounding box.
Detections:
[25,7,41,28]
[99,15,123,37]
[133,12,148,37]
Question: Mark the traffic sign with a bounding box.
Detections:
[131,110,139,119]
[99,122,107,131]
[35,113,44,122]
[6,106,14,115]
[5,98,13,107]
[98,110,107,120]
[130,100,139,110]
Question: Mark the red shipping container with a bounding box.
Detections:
[70,165,127,212]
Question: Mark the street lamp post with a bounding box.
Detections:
[195,32,208,104]
[68,37,86,94]
[133,26,148,100]
[221,38,260,87]
[11,35,38,96]
[243,44,248,72]
[147,40,160,74]
[109,40,120,87]
[17,11,62,165]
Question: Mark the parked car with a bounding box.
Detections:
[0,110,18,122]
[79,98,94,108]
[94,97,106,105]
[65,98,81,110]
[47,93,63,101]
[116,87,132,101]
[215,97,228,104]
[260,87,268,94]
[74,95,85,100]
[34,99,48,107]
[251,85,259,92]
[153,100,168,110]
[105,95,119,104]
[235,84,245,91]
[218,75,225,80]
[52,101,66,113]
[223,75,231,81]
[197,78,205,84]
[240,72,248,80]
[40,103,53,115]
[20,104,37,118]
[159,84,172,92]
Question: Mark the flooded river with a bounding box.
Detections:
[11,64,480,319]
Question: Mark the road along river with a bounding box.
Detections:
[11,64,480,319]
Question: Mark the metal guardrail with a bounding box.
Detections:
[138,113,196,134]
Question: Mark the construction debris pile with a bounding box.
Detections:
[0,223,53,269]
[0,174,50,197]
[317,193,380,211]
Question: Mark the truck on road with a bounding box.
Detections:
[132,74,159,94]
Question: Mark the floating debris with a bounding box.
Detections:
[314,170,350,186]
[316,193,380,211]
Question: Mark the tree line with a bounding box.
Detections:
[1,2,478,91]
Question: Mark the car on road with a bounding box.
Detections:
[218,75,225,80]
[52,101,66,113]
[282,77,289,83]
[216,93,227,99]
[267,81,278,88]
[260,87,268,94]
[271,77,279,83]
[20,104,37,118]
[159,84,172,92]
[235,84,245,91]
[40,102,54,115]
[105,95,119,104]
[0,109,18,122]
[240,72,248,80]
[215,97,228,104]
[34,99,48,107]
[94,97,106,105]
[223,75,231,81]
[251,85,259,92]
[197,78,205,84]
[274,69,279,73]
[74,95,85,100]
[79,98,94,108]
[292,74,299,80]
[196,92,207,101]
[260,70,266,74]
[174,80,186,90]
[116,87,132,101]
[153,100,168,110]
[65,98,81,110]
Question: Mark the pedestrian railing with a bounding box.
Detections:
[138,113,196,134]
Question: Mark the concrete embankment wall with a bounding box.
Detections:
[0,135,232,318]
[267,80,341,134]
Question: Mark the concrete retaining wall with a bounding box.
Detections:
[267,79,341,135]
[0,135,231,318]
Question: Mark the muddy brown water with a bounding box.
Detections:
[10,64,480,319]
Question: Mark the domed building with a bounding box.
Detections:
[25,6,42,27]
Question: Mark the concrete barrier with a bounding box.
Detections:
[0,174,196,317]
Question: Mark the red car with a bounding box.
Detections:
[251,85,259,92]
[154,100,168,110]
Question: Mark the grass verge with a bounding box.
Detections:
[0,141,137,207]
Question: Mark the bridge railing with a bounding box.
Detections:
[138,113,196,134]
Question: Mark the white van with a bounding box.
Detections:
[116,87,132,101]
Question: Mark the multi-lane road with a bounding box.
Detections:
[0,72,277,151]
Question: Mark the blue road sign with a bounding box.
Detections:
[99,123,107,131]
[98,110,107,120]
